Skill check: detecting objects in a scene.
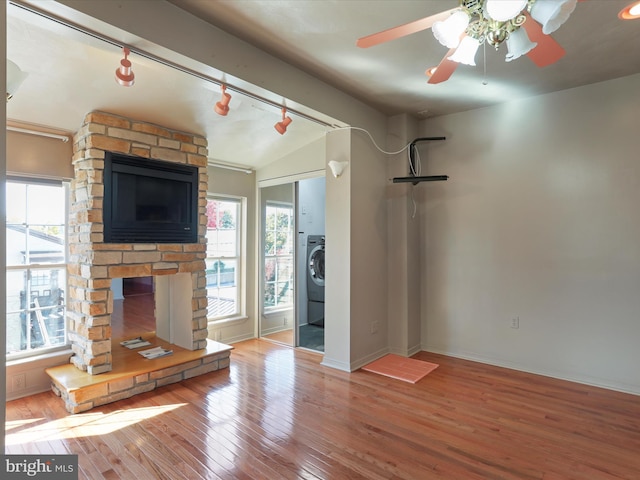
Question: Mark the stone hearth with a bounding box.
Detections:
[47,334,232,414]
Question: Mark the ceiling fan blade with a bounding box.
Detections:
[522,13,566,67]
[357,8,457,48]
[426,48,459,84]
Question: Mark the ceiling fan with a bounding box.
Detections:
[357,0,582,84]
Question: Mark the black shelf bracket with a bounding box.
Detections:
[392,136,448,185]
[393,175,448,184]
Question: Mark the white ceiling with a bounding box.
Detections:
[7,1,640,169]
[168,0,640,117]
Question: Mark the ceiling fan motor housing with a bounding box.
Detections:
[462,0,484,16]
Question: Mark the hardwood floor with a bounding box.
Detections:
[262,328,293,346]
[6,340,640,479]
[111,293,156,340]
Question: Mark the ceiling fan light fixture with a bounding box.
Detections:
[115,47,135,87]
[619,1,640,19]
[448,35,480,66]
[214,84,232,116]
[505,28,537,62]
[275,108,292,135]
[530,0,578,34]
[432,10,470,48]
[485,0,528,22]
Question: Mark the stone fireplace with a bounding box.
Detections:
[45,110,232,413]
[67,111,210,374]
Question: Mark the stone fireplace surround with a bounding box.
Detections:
[67,110,212,374]
[46,111,232,414]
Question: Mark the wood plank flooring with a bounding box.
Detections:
[262,328,293,346]
[111,293,156,340]
[6,340,640,479]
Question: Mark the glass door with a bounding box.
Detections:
[259,184,295,346]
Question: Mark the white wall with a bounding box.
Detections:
[347,129,389,370]
[386,114,422,357]
[323,129,352,370]
[257,137,326,184]
[207,165,257,344]
[419,73,640,394]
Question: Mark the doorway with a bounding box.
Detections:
[296,177,326,352]
[259,183,296,346]
[259,177,326,352]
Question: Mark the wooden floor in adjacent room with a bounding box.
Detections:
[6,340,640,479]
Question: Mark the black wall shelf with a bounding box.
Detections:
[392,136,448,185]
[393,175,448,184]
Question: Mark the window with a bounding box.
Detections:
[205,197,242,320]
[264,202,294,310]
[6,179,68,358]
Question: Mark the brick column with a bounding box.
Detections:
[68,111,210,374]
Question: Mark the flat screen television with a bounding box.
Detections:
[103,152,199,243]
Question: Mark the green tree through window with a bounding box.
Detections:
[264,203,294,309]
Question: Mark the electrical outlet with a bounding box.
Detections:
[12,373,26,391]
[511,317,520,329]
[370,321,379,334]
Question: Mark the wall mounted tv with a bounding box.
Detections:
[103,152,199,243]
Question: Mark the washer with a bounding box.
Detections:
[306,235,325,326]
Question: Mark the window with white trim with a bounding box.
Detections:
[6,178,68,358]
[205,197,243,320]
[264,202,294,310]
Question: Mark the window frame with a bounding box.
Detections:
[205,194,246,324]
[263,200,295,313]
[5,176,70,361]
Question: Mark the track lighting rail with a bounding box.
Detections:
[9,1,335,129]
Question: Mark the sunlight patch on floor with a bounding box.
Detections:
[5,418,43,432]
[5,403,187,445]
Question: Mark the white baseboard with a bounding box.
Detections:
[6,349,73,401]
[423,344,640,396]
[320,356,351,372]
[389,344,422,357]
[260,325,293,336]
[224,332,257,345]
[349,346,390,372]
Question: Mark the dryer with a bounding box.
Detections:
[306,235,325,326]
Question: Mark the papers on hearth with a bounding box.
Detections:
[120,337,152,349]
[120,337,173,359]
[138,346,173,359]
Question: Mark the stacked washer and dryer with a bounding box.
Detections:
[306,235,325,327]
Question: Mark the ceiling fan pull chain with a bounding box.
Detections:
[482,40,488,85]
